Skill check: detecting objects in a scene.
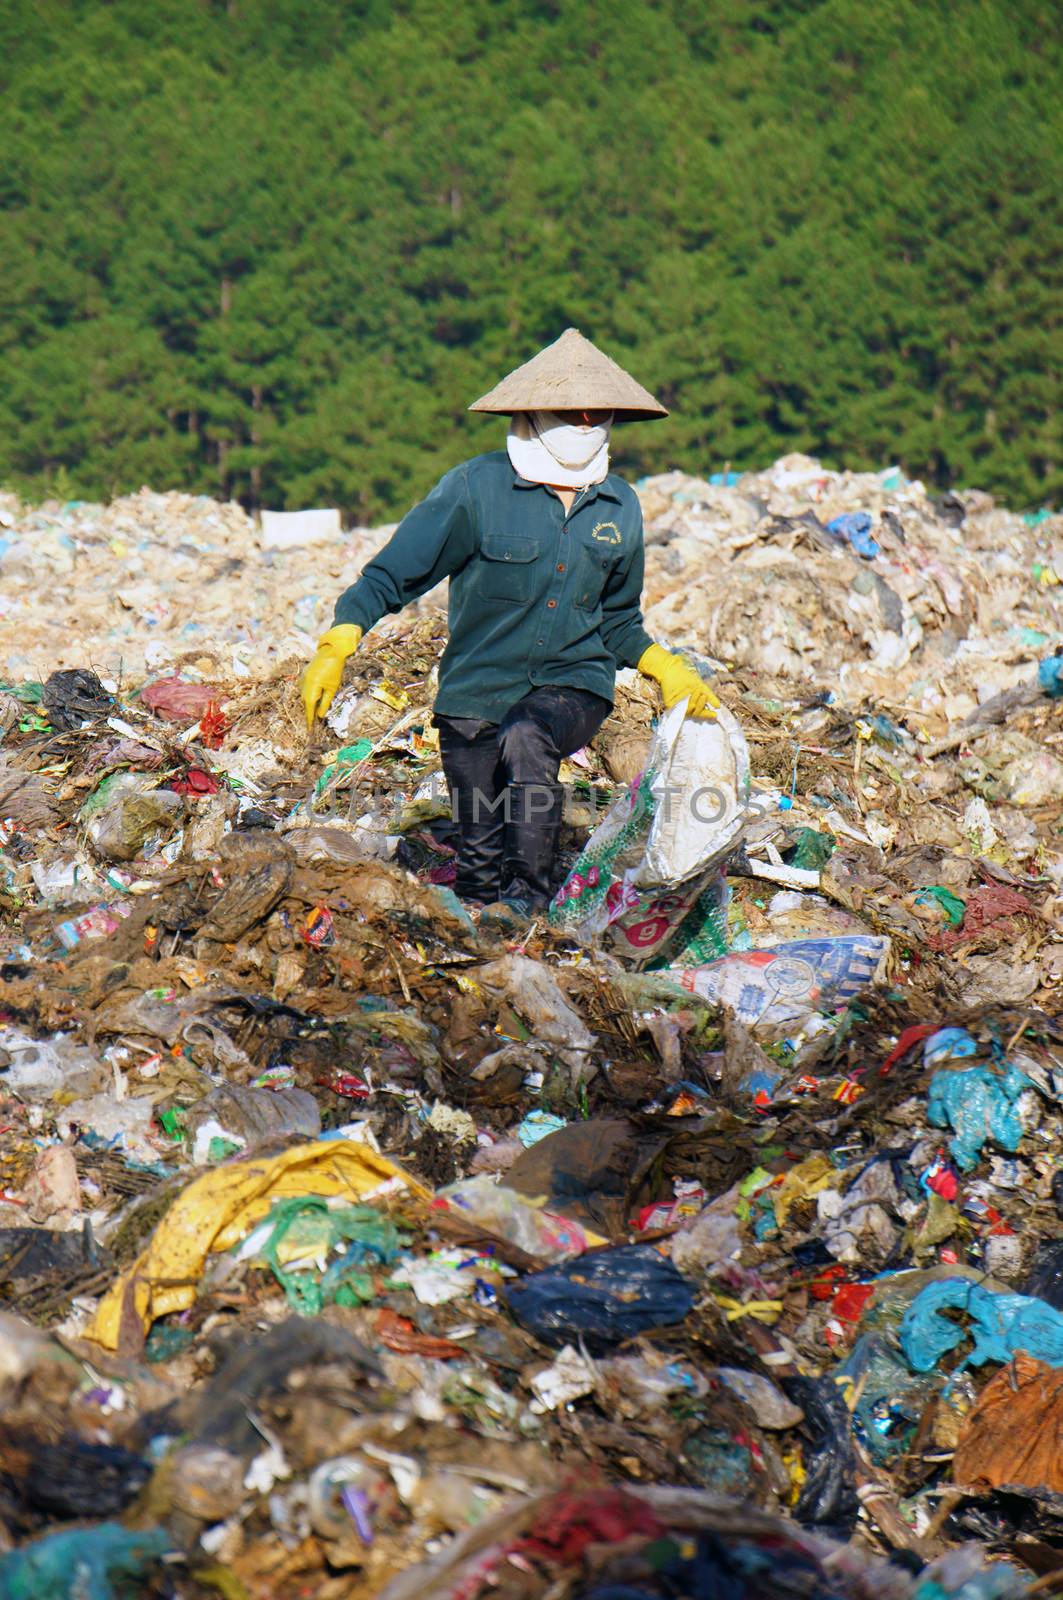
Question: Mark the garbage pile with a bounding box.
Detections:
[0,455,1060,1598]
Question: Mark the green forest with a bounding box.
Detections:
[1,0,1059,520]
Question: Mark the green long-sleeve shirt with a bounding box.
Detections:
[334,450,654,721]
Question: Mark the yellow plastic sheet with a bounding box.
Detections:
[771,1153,836,1229]
[88,1140,430,1351]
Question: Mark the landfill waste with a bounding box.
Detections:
[0,454,1059,1593]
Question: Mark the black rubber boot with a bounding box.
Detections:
[501,781,564,906]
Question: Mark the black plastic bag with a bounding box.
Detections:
[506,1118,671,1238]
[0,1225,104,1286]
[503,1243,695,1354]
[785,1374,859,1536]
[1023,1241,1063,1311]
[1051,1170,1063,1221]
[20,1437,150,1519]
[40,668,113,731]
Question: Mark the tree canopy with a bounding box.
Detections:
[1,0,1059,518]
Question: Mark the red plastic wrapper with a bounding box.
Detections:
[809,1264,847,1301]
[809,1267,872,1327]
[141,675,220,722]
[374,1309,465,1360]
[303,904,335,949]
[315,1071,371,1100]
[198,701,229,750]
[832,1282,873,1324]
[923,1156,960,1202]
[83,737,165,776]
[515,1487,663,1566]
[879,1022,937,1076]
[168,768,221,797]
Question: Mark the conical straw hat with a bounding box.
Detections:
[469,327,668,421]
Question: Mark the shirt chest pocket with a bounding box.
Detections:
[574,542,613,612]
[478,534,540,602]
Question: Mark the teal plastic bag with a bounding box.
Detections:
[927,1061,1032,1170]
[901,1280,1063,1373]
[0,1524,169,1600]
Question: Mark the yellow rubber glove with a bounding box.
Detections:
[637,643,721,719]
[301,624,363,729]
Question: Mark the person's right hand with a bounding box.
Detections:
[301,624,363,729]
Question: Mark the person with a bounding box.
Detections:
[301,328,719,925]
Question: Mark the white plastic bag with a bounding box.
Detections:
[549,700,750,962]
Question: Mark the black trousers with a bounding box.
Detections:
[435,685,611,907]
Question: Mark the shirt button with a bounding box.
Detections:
[546,599,557,609]
[537,639,544,646]
[556,563,565,572]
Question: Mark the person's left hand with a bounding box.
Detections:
[637,643,721,718]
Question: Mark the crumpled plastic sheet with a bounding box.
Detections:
[923,1028,979,1067]
[679,935,889,1039]
[900,1279,1063,1373]
[139,674,220,722]
[785,1373,859,1534]
[549,702,749,964]
[818,1159,901,1264]
[953,1351,1063,1493]
[926,882,1035,953]
[39,668,114,732]
[839,1333,941,1467]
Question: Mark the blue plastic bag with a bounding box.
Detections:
[1038,655,1063,698]
[923,1027,978,1066]
[827,511,880,560]
[900,1279,1063,1373]
[517,1110,568,1148]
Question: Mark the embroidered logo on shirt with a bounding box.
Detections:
[591,520,622,545]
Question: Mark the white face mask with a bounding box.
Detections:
[506,410,613,488]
